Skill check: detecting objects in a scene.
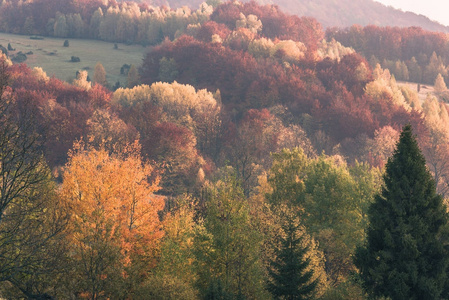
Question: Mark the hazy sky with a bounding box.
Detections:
[375,1,449,26]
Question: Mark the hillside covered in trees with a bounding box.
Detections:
[2,0,449,299]
[143,0,449,32]
[327,26,449,86]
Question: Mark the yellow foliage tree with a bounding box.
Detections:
[271,40,307,64]
[363,126,400,167]
[73,70,91,91]
[93,62,107,87]
[248,37,275,59]
[434,73,447,93]
[317,38,354,61]
[59,141,164,298]
[365,67,411,112]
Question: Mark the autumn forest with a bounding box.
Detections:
[2,0,449,299]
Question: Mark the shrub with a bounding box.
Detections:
[12,52,27,63]
[120,64,131,75]
[70,56,80,62]
[63,40,69,47]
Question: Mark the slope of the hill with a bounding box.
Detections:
[143,0,449,32]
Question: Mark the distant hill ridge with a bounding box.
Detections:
[142,0,449,32]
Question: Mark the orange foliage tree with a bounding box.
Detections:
[59,141,164,298]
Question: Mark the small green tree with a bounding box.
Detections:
[127,64,139,88]
[194,174,267,299]
[267,147,308,207]
[303,155,364,284]
[267,209,318,300]
[158,57,178,82]
[354,124,449,300]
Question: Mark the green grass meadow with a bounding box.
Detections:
[0,32,148,87]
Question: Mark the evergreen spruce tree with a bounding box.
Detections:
[268,211,317,300]
[354,124,449,300]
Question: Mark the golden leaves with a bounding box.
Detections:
[60,141,164,265]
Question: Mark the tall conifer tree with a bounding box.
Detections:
[354,124,449,300]
[268,210,317,300]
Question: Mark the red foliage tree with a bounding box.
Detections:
[196,21,231,42]
[210,2,242,30]
[141,35,312,114]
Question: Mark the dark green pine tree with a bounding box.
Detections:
[354,124,449,300]
[268,215,317,300]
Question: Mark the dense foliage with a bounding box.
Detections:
[1,0,448,42]
[327,25,449,85]
[0,0,213,44]
[1,0,449,298]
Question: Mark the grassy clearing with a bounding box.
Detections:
[397,81,436,103]
[0,32,148,87]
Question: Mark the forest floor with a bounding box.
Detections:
[0,32,148,87]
